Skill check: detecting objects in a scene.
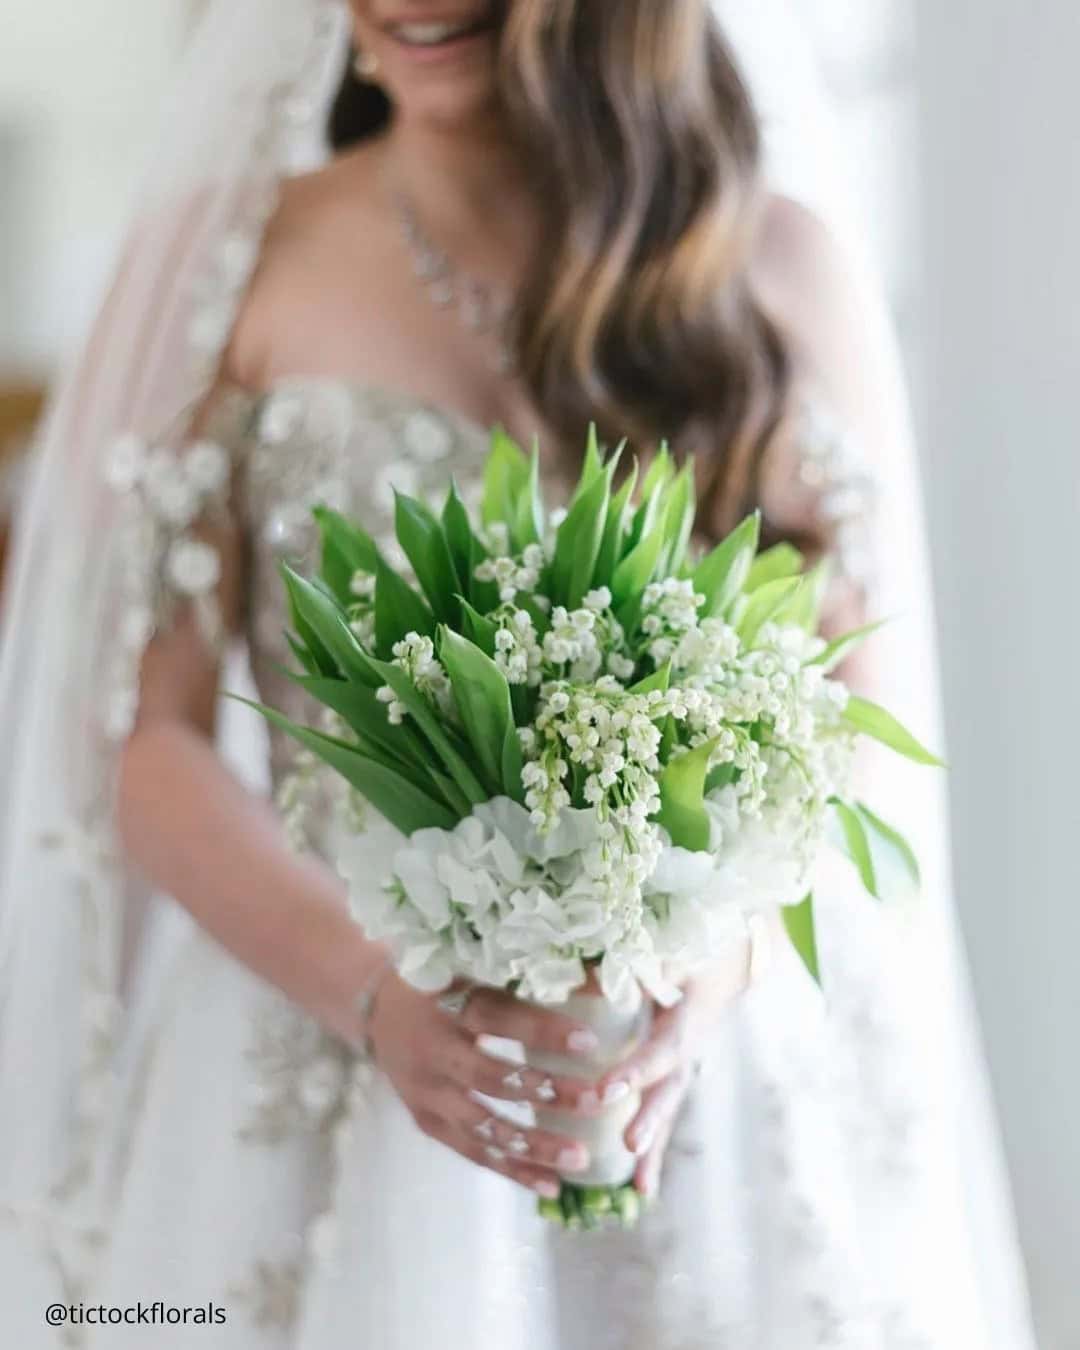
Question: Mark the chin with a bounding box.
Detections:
[365,4,504,129]
[403,75,501,131]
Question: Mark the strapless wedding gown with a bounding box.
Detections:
[7,377,1018,1349]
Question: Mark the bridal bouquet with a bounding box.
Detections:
[248,427,938,1228]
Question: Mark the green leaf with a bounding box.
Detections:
[746,542,804,592]
[501,720,525,805]
[281,576,337,678]
[594,459,638,587]
[576,423,604,495]
[439,628,520,798]
[374,556,435,659]
[285,673,424,764]
[626,445,672,552]
[459,600,499,657]
[230,698,457,834]
[284,632,321,678]
[394,492,459,624]
[657,739,717,851]
[629,661,670,695]
[807,619,886,673]
[736,576,804,648]
[482,426,530,530]
[704,761,738,794]
[313,506,381,606]
[612,512,666,611]
[780,558,831,633]
[693,511,760,618]
[425,766,474,819]
[512,442,545,551]
[280,565,379,685]
[842,696,945,767]
[442,481,480,600]
[640,442,673,499]
[831,798,878,897]
[551,461,611,610]
[366,658,489,807]
[782,893,821,986]
[856,802,922,897]
[658,460,696,575]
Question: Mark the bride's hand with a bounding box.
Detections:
[606,916,776,1198]
[367,973,608,1199]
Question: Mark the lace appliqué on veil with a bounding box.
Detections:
[5,12,347,1332]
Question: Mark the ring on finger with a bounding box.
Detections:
[473,1116,498,1141]
[437,985,474,1018]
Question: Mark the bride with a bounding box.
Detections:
[0,1,1036,1346]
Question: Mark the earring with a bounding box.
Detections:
[353,48,380,81]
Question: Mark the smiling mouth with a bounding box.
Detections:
[386,14,496,49]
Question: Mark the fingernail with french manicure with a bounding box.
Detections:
[633,1127,655,1156]
[534,1178,561,1199]
[567,1028,600,1054]
[602,1080,630,1105]
[557,1146,590,1173]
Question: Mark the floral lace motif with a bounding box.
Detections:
[792,399,881,601]
[237,997,351,1147]
[226,1253,306,1331]
[5,0,347,1313]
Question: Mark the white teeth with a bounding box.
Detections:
[394,20,473,45]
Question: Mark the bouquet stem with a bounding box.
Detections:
[538,1181,643,1230]
[525,988,651,1224]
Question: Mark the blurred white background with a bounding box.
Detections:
[2,3,1077,1345]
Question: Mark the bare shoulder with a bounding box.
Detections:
[225,141,398,388]
[749,193,908,441]
[269,141,388,242]
[749,195,868,383]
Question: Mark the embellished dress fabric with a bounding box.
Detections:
[5,376,1005,1349]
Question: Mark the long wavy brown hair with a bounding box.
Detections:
[331,0,791,536]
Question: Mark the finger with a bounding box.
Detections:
[415,1110,564,1200]
[633,1095,680,1199]
[596,1001,688,1099]
[440,1030,607,1115]
[624,1068,688,1156]
[427,1088,592,1175]
[460,986,601,1058]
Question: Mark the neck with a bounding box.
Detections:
[377,111,543,271]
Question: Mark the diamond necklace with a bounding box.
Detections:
[391,186,519,375]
